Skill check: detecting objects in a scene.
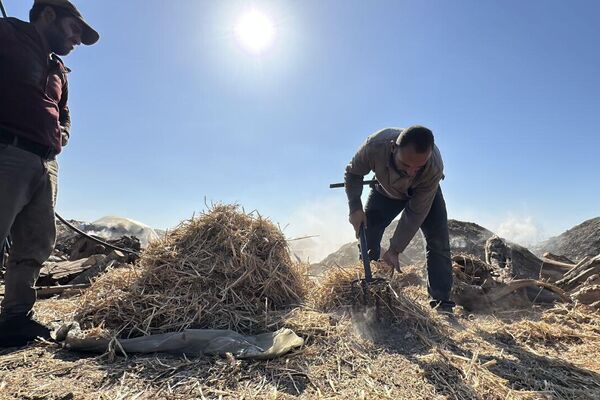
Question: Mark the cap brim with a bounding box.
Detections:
[78,17,99,45]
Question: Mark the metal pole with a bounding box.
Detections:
[0,239,8,269]
[0,0,8,19]
[329,179,377,189]
[358,224,373,282]
[0,0,8,269]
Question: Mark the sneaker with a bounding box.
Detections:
[0,315,52,348]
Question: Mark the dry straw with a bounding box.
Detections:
[75,204,308,337]
[4,263,600,398]
[312,264,442,335]
[6,211,600,399]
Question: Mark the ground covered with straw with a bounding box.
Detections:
[2,263,599,399]
[1,205,600,399]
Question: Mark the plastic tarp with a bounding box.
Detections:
[55,323,304,360]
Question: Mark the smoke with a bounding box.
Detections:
[84,216,160,247]
[351,306,379,341]
[449,205,549,247]
[450,236,467,249]
[284,197,356,263]
[495,215,546,247]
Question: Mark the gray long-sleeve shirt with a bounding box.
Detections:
[344,128,444,254]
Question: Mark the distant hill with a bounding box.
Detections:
[534,217,600,262]
[314,219,494,274]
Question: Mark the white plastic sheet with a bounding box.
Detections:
[55,323,304,360]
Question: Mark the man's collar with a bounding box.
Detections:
[388,150,407,176]
[50,53,71,72]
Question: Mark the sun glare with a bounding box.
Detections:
[235,10,275,54]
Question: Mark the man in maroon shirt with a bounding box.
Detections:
[0,0,98,347]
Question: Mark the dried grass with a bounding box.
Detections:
[311,263,446,338]
[4,215,600,399]
[311,265,365,312]
[3,276,600,399]
[74,204,309,337]
[505,304,600,346]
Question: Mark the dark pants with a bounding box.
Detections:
[364,186,453,303]
[0,144,58,320]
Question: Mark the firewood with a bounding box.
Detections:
[557,255,600,290]
[539,257,573,282]
[0,284,91,298]
[485,279,570,303]
[543,252,575,265]
[562,265,600,292]
[558,255,598,284]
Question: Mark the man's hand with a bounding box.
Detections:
[382,248,401,272]
[349,209,367,238]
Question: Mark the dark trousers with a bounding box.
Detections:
[364,186,453,302]
[0,144,58,320]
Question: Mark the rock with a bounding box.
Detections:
[47,254,68,263]
[106,250,129,263]
[105,237,141,263]
[67,236,140,262]
[535,217,600,262]
[69,236,106,261]
[485,236,545,281]
[316,219,494,274]
[571,285,600,305]
[584,274,600,286]
[380,219,494,263]
[55,218,86,254]
[452,254,498,289]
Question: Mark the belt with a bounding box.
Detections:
[0,129,57,160]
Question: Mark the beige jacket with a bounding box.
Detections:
[344,128,444,253]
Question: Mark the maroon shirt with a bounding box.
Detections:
[0,17,71,154]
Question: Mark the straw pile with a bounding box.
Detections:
[312,265,365,312]
[311,263,441,335]
[74,204,308,337]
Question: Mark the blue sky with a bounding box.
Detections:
[5,0,600,258]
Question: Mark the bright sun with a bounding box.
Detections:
[235,10,275,54]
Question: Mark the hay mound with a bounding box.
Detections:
[312,264,439,334]
[312,265,364,312]
[75,204,308,337]
[313,264,424,310]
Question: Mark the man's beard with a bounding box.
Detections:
[46,21,71,56]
